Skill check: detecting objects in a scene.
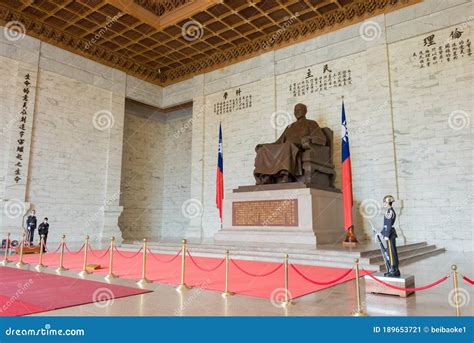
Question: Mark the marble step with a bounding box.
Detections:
[119,240,443,271]
[398,247,446,267]
[122,241,427,258]
[121,240,427,260]
[368,244,439,264]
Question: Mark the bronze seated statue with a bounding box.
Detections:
[254,103,336,188]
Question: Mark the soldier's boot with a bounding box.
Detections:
[387,269,400,278]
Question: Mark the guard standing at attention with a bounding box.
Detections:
[38,217,49,253]
[380,195,400,277]
[26,210,37,246]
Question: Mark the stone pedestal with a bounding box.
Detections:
[365,272,415,298]
[214,184,343,246]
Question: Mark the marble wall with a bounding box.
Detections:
[119,100,192,241]
[0,33,127,245]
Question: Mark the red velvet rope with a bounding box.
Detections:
[44,242,62,254]
[113,246,143,259]
[187,250,225,272]
[146,247,181,263]
[462,275,474,285]
[291,264,354,285]
[364,271,450,291]
[64,243,85,255]
[230,258,283,277]
[88,246,111,259]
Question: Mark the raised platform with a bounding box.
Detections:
[365,272,415,298]
[233,182,340,193]
[215,185,343,246]
[119,240,445,272]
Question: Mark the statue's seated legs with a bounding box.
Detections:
[255,170,296,184]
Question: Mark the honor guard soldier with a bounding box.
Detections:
[380,195,400,277]
[38,217,49,253]
[26,210,37,246]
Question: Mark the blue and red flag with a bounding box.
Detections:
[216,124,224,220]
[341,101,353,231]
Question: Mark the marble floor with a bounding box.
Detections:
[15,250,473,316]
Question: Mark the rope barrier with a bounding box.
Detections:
[146,247,181,263]
[88,246,111,259]
[290,264,354,285]
[187,250,225,272]
[64,243,85,255]
[230,258,283,277]
[44,242,62,254]
[462,275,474,285]
[363,270,450,292]
[113,246,143,259]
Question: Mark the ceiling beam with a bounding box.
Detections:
[105,0,222,30]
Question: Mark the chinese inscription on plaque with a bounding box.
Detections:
[214,88,253,115]
[288,64,352,97]
[413,28,472,68]
[232,199,298,226]
[13,73,31,184]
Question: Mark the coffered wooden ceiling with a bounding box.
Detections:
[0,0,420,86]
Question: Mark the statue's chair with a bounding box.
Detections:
[298,127,336,188]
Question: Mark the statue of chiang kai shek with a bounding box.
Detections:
[253,103,335,187]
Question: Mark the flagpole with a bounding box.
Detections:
[341,95,359,247]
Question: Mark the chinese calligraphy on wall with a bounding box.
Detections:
[413,28,472,68]
[288,64,352,97]
[213,88,253,115]
[14,73,31,184]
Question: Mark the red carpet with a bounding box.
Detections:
[0,266,150,316]
[9,247,370,300]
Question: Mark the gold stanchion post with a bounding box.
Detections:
[78,235,91,277]
[176,239,191,292]
[352,258,368,316]
[1,232,11,265]
[281,254,294,307]
[56,234,68,273]
[222,250,234,298]
[105,236,118,280]
[16,233,27,268]
[35,235,45,271]
[137,239,152,286]
[451,265,461,316]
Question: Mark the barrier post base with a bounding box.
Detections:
[16,261,27,268]
[55,266,68,274]
[0,259,11,266]
[105,273,118,280]
[78,270,91,277]
[35,263,45,271]
[137,278,152,287]
[280,300,294,308]
[221,291,234,298]
[176,283,192,292]
[352,310,369,316]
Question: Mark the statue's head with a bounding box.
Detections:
[294,103,307,119]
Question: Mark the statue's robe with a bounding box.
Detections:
[254,118,326,179]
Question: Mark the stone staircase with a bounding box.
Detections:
[119,240,445,272]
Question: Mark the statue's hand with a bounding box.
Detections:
[301,136,311,148]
